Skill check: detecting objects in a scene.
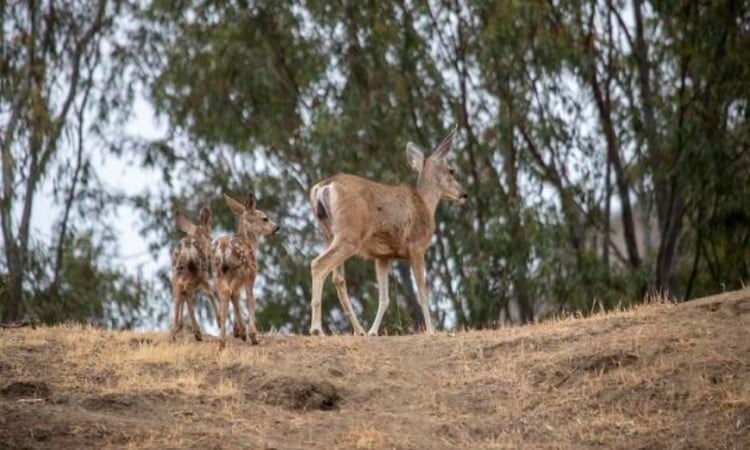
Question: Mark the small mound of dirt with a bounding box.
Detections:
[81,393,139,411]
[252,377,341,411]
[577,351,639,374]
[1,381,51,399]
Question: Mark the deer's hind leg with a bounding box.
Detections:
[310,238,357,335]
[332,266,366,336]
[231,292,246,341]
[170,285,186,341]
[217,287,231,350]
[185,292,203,341]
[199,278,221,328]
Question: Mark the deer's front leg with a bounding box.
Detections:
[368,258,391,336]
[244,278,258,345]
[218,293,230,350]
[410,254,434,334]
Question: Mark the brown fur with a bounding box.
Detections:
[170,206,219,341]
[309,128,467,336]
[212,194,279,349]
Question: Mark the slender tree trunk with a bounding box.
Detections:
[395,261,425,331]
[633,0,685,297]
[504,96,533,324]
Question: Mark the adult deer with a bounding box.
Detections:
[170,206,220,341]
[212,194,279,349]
[309,127,466,336]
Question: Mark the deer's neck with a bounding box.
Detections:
[235,228,259,254]
[416,178,441,218]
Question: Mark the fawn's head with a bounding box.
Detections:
[175,206,212,238]
[224,193,280,237]
[406,127,467,205]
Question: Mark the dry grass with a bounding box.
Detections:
[1,289,749,449]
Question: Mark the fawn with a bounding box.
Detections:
[212,194,279,349]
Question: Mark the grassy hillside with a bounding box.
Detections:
[1,289,749,449]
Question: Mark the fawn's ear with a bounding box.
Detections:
[406,142,425,173]
[175,214,196,235]
[223,194,245,216]
[245,193,256,210]
[198,206,211,227]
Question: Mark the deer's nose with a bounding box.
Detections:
[273,225,280,234]
[460,192,468,200]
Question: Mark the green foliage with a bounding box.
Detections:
[0,0,153,326]
[47,0,750,330]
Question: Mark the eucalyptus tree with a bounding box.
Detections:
[1,0,149,324]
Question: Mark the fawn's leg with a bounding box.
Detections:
[244,276,258,345]
[170,287,185,341]
[199,279,221,328]
[231,293,246,340]
[186,293,203,341]
[218,290,230,350]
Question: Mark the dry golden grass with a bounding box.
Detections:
[1,289,749,449]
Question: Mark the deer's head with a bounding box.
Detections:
[175,205,212,239]
[224,193,280,237]
[406,127,467,205]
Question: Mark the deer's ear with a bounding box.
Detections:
[406,142,425,172]
[198,206,211,227]
[432,126,457,160]
[245,193,256,210]
[175,214,196,235]
[223,194,246,216]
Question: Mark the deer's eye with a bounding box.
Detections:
[263,217,269,222]
[448,168,455,176]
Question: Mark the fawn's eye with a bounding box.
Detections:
[448,168,455,176]
[263,217,269,222]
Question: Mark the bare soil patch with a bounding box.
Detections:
[1,381,51,400]
[251,377,342,411]
[1,288,749,449]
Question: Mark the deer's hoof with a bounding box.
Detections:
[194,333,203,342]
[367,330,379,337]
[249,333,258,345]
[310,328,324,336]
[218,340,226,350]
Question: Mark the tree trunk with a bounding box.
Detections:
[395,261,425,331]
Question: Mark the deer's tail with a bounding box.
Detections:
[310,183,334,241]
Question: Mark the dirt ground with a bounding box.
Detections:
[1,289,749,449]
